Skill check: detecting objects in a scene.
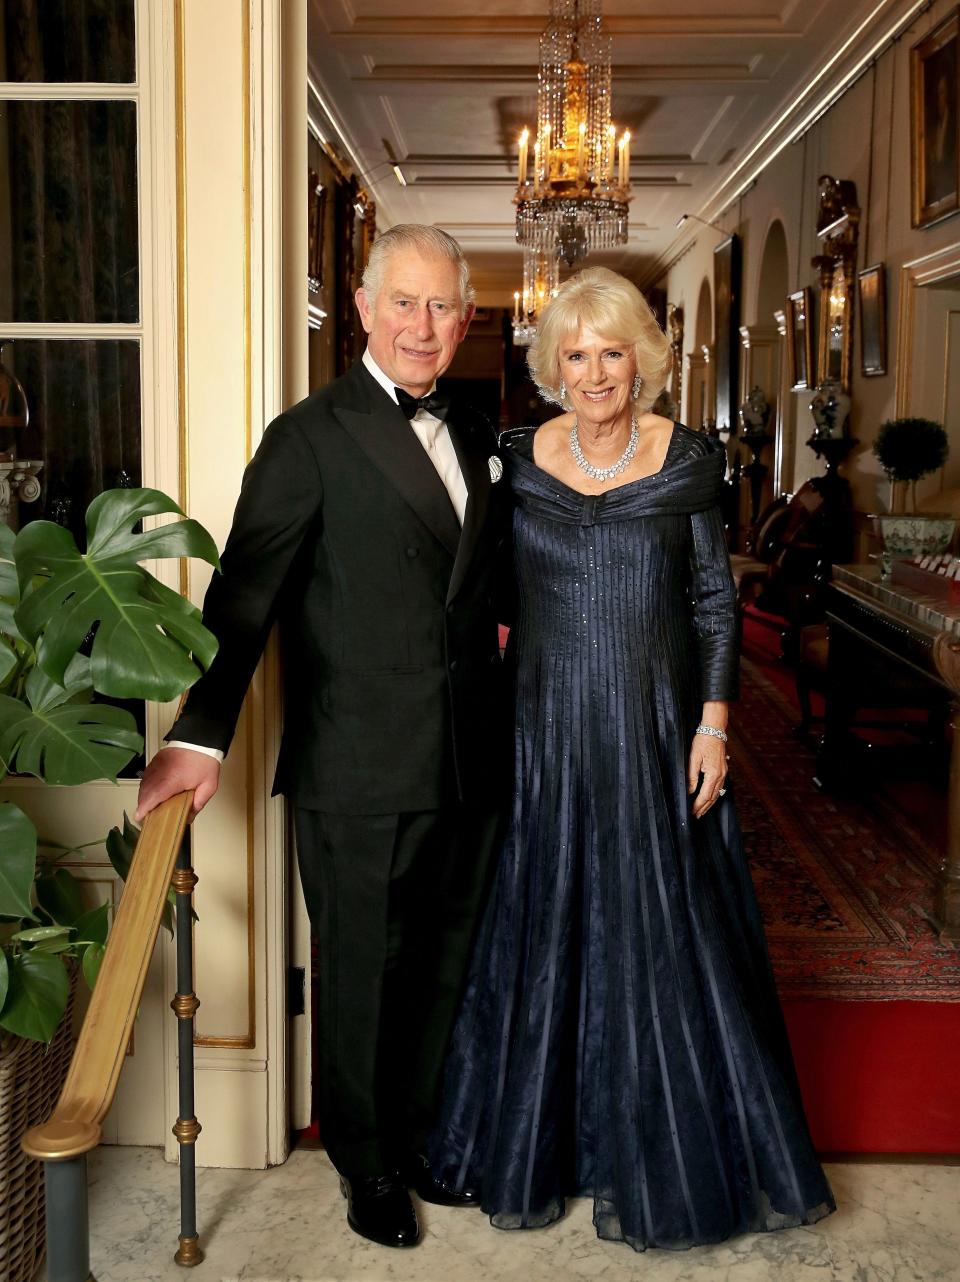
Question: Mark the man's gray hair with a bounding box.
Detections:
[361,224,476,316]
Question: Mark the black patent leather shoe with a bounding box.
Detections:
[405,1152,481,1207]
[339,1172,420,1248]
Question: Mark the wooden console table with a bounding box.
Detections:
[817,564,960,941]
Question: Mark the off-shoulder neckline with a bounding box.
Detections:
[503,421,696,500]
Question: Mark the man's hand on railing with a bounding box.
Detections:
[136,747,221,822]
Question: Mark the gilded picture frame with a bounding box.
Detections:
[858,263,887,378]
[785,288,814,391]
[307,170,326,291]
[911,8,960,229]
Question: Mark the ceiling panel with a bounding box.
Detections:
[309,0,898,296]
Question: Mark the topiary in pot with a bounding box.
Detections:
[0,487,219,1044]
[872,417,949,513]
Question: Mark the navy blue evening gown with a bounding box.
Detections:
[428,423,835,1251]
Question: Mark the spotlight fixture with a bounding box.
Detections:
[382,138,408,188]
[675,212,732,235]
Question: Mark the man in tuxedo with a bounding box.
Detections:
[136,225,509,1249]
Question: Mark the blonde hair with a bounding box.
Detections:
[528,267,672,413]
[362,224,475,317]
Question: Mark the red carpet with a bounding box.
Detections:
[738,616,960,1152]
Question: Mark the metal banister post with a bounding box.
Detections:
[171,831,204,1267]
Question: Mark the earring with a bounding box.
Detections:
[558,379,567,404]
[631,373,643,401]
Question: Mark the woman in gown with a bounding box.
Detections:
[427,267,835,1251]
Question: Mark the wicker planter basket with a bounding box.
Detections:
[0,975,76,1282]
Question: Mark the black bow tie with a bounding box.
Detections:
[394,387,451,421]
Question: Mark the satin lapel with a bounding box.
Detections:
[333,392,461,560]
[446,410,491,603]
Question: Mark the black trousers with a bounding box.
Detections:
[294,803,500,1177]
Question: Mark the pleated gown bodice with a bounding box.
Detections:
[428,423,835,1251]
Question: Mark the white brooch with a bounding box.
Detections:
[488,456,504,483]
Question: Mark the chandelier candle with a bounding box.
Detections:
[518,128,529,186]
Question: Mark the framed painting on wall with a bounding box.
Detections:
[911,8,960,228]
[858,264,887,377]
[307,170,326,291]
[785,287,814,391]
[713,234,741,433]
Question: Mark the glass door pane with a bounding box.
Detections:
[0,0,136,82]
[0,100,139,323]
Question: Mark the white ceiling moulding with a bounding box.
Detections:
[405,153,704,169]
[328,15,797,40]
[352,62,758,89]
[414,175,690,189]
[307,72,360,167]
[640,0,930,287]
[306,69,399,225]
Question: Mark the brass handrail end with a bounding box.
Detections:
[174,1235,204,1267]
[21,1117,102,1161]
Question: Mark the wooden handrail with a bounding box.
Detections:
[21,792,194,1161]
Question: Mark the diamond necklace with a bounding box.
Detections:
[569,415,639,481]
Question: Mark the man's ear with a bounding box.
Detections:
[355,287,375,335]
[457,302,477,342]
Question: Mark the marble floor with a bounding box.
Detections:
[36,1146,960,1282]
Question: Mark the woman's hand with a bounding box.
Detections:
[687,725,729,819]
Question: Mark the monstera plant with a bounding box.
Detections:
[0,488,219,1043]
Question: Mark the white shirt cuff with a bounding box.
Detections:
[165,740,225,764]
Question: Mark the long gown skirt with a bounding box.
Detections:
[428,426,836,1252]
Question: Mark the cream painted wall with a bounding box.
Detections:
[163,0,308,1169]
[659,0,960,544]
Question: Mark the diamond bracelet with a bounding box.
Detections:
[695,724,728,743]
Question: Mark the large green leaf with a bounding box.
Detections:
[14,488,220,701]
[0,802,37,921]
[81,942,104,990]
[0,950,68,1043]
[104,812,138,882]
[0,656,142,784]
[73,902,110,947]
[0,644,17,686]
[35,866,87,926]
[11,925,71,944]
[0,524,21,680]
[0,523,18,605]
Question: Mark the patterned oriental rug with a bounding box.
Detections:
[732,655,960,1002]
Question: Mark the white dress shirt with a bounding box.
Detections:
[166,348,468,764]
[361,348,468,524]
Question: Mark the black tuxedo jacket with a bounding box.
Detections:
[168,360,511,814]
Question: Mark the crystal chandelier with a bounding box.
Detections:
[511,249,560,346]
[514,0,630,268]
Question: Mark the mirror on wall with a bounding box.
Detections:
[820,263,848,386]
[812,175,860,394]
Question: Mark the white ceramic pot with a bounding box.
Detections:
[876,513,956,578]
